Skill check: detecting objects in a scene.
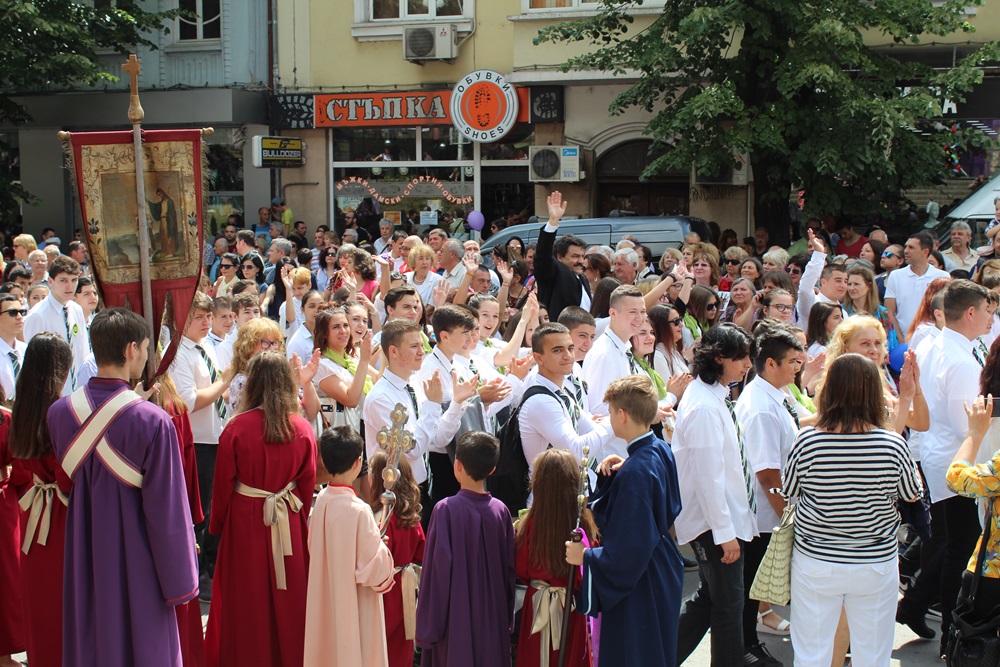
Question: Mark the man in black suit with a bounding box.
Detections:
[534,191,592,322]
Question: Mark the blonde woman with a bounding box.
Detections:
[225,317,284,415]
[844,264,899,345]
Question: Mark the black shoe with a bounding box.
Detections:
[683,556,698,572]
[198,573,213,603]
[744,642,783,666]
[896,601,935,639]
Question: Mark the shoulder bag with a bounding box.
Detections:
[946,505,1000,667]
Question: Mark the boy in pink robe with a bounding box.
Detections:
[304,425,395,667]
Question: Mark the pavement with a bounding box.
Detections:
[677,546,946,667]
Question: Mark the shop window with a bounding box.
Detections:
[179,0,221,41]
[333,127,418,162]
[480,128,533,161]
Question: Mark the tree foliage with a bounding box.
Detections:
[536,0,1000,244]
[0,1,180,208]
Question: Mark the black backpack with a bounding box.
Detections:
[486,385,558,516]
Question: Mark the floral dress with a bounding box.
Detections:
[947,451,1000,577]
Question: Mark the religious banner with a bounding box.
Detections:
[61,128,205,372]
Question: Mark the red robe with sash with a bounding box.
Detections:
[383,513,425,667]
[10,452,70,667]
[168,407,206,667]
[49,378,199,667]
[204,409,316,667]
[0,408,24,656]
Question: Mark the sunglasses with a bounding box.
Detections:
[669,317,683,325]
[706,303,719,310]
[725,259,742,265]
[785,266,802,275]
[390,272,404,281]
[1,308,26,318]
[241,264,256,270]
[882,251,899,259]
[220,264,235,269]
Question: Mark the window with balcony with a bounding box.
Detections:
[354,0,475,40]
[372,0,465,20]
[179,0,221,40]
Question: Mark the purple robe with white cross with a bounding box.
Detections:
[49,377,199,667]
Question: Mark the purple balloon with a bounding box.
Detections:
[467,210,485,231]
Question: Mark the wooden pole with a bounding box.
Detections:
[122,54,156,378]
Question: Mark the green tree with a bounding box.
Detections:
[537,0,1000,245]
[0,0,180,209]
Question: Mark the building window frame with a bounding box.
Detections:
[177,0,222,42]
[352,0,475,41]
[512,0,664,20]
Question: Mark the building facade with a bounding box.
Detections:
[2,0,272,239]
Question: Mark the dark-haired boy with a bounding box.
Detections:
[416,431,516,667]
[566,374,683,667]
[0,293,26,400]
[673,322,759,666]
[23,255,88,394]
[48,307,198,666]
[557,306,596,413]
[304,426,395,666]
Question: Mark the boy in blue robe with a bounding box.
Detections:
[566,374,684,667]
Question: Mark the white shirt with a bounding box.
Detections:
[23,294,90,396]
[519,374,613,480]
[735,376,799,534]
[916,326,982,503]
[374,237,390,255]
[286,325,314,363]
[581,328,635,458]
[206,330,227,349]
[413,348,471,449]
[908,322,941,351]
[169,336,226,444]
[454,352,519,422]
[885,264,950,334]
[654,344,689,379]
[363,368,465,485]
[443,263,467,290]
[673,377,759,545]
[215,327,236,371]
[0,337,26,401]
[406,271,444,308]
[796,250,827,324]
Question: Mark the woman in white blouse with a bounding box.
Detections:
[404,244,444,307]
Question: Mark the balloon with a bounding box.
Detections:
[467,210,485,231]
[887,341,908,374]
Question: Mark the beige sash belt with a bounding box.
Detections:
[0,465,8,482]
[234,480,302,590]
[394,563,422,640]
[529,580,569,667]
[18,474,69,555]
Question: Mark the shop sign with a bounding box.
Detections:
[311,87,530,129]
[530,86,564,124]
[450,70,520,143]
[335,175,474,205]
[251,136,305,168]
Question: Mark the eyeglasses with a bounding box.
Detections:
[725,259,742,265]
[1,309,26,318]
[258,339,281,350]
[768,303,795,313]
[785,266,802,276]
[241,264,256,270]
[669,317,683,325]
[706,303,718,310]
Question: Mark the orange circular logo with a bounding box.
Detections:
[451,70,519,143]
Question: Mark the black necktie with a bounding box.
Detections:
[405,383,420,420]
[63,305,76,389]
[194,344,228,420]
[7,351,19,382]
[556,388,580,429]
[783,398,800,429]
[726,397,756,512]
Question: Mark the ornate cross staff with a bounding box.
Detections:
[374,403,415,536]
[558,445,590,667]
[122,54,156,377]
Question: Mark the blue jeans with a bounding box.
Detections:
[676,531,746,666]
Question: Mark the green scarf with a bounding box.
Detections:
[421,330,432,353]
[633,354,667,400]
[682,312,704,341]
[787,383,814,413]
[323,349,373,395]
[482,338,507,375]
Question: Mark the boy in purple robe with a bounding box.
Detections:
[49,308,199,667]
[415,431,516,667]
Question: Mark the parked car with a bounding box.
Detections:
[478,215,711,266]
[932,173,1000,251]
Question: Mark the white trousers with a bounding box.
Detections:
[790,550,898,667]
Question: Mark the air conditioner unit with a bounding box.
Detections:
[403,24,457,61]
[693,153,751,186]
[529,145,581,183]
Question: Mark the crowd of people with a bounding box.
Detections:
[1,189,1000,667]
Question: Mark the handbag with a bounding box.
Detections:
[946,506,1000,667]
[749,501,795,606]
